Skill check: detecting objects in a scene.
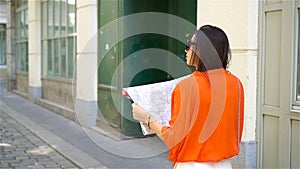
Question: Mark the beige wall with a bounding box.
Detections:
[197,0,258,142]
[198,1,249,49]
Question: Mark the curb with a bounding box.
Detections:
[0,101,108,169]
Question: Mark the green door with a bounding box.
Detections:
[98,0,196,137]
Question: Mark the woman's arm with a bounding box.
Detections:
[132,103,164,139]
[131,84,183,142]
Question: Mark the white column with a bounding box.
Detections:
[75,0,98,127]
[6,0,16,91]
[28,0,41,102]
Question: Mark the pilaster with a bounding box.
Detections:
[75,0,98,127]
[6,0,16,91]
[28,0,41,102]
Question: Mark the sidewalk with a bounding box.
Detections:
[0,89,172,169]
[0,110,78,168]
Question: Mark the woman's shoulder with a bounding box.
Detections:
[225,71,244,90]
[175,73,203,89]
[225,71,241,81]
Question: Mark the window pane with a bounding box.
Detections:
[68,37,75,78]
[68,0,76,33]
[61,0,67,35]
[42,2,47,38]
[0,25,6,65]
[16,0,23,8]
[61,38,66,77]
[25,42,28,71]
[16,13,20,40]
[48,40,53,75]
[54,0,60,36]
[16,44,20,71]
[15,42,29,72]
[21,10,25,38]
[17,0,27,8]
[54,39,60,76]
[23,0,28,5]
[48,0,53,37]
[24,9,28,38]
[42,40,47,75]
[16,0,20,8]
[20,43,26,71]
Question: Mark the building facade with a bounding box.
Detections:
[3,0,299,168]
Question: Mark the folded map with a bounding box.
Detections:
[122,75,190,135]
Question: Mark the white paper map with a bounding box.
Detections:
[123,75,190,135]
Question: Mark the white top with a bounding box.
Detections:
[174,159,232,169]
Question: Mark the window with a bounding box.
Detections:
[293,6,300,111]
[42,0,76,79]
[15,0,28,72]
[0,24,6,66]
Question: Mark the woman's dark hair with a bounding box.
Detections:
[189,25,231,71]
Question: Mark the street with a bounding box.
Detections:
[0,89,171,169]
[0,110,78,169]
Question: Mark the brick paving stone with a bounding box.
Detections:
[0,111,79,169]
[10,161,23,167]
[2,148,14,152]
[0,156,14,161]
[14,148,27,152]
[50,155,66,160]
[36,159,54,164]
[12,150,26,155]
[0,162,9,167]
[44,163,61,168]
[15,156,29,160]
[17,144,32,148]
[58,161,76,168]
[21,159,37,166]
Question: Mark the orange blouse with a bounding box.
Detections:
[161,69,244,165]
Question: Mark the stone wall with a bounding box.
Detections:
[16,73,28,94]
[0,67,7,89]
[0,67,7,79]
[41,78,75,110]
[231,141,257,169]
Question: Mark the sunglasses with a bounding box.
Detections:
[185,41,197,51]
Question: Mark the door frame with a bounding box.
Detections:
[257,0,300,168]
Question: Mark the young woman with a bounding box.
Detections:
[132,25,244,169]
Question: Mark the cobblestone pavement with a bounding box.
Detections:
[0,111,79,169]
